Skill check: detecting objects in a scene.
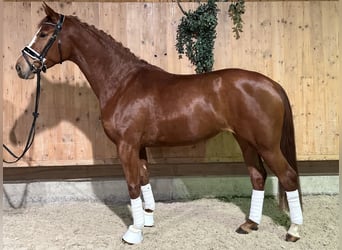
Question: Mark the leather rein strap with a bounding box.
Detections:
[3,72,41,163]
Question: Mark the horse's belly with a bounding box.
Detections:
[146,115,223,147]
[158,132,220,146]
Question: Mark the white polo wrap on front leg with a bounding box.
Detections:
[122,197,144,244]
[141,183,155,211]
[248,189,265,224]
[286,190,303,225]
[131,197,144,229]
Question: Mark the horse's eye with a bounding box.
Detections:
[39,32,47,38]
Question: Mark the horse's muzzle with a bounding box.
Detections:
[15,58,35,79]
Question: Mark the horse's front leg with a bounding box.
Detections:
[118,142,144,244]
[139,148,155,227]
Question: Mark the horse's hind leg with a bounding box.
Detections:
[139,147,155,227]
[260,148,303,241]
[234,135,267,234]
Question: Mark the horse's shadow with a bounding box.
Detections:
[7,75,289,229]
[178,177,290,229]
[217,194,290,229]
[6,75,131,224]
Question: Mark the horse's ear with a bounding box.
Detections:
[42,2,60,22]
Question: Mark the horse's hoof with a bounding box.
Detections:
[122,225,143,244]
[122,239,133,245]
[144,211,154,227]
[236,219,259,234]
[285,224,301,242]
[285,233,300,242]
[236,226,249,234]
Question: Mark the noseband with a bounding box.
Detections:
[22,14,65,73]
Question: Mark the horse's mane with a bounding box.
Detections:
[40,15,149,66]
[74,16,149,65]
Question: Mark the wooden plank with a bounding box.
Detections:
[21,0,340,2]
[3,160,339,182]
[2,2,339,167]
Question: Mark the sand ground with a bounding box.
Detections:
[4,195,338,250]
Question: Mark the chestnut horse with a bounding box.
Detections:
[15,4,303,244]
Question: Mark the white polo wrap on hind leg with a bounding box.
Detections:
[248,189,265,224]
[141,183,155,227]
[286,190,303,225]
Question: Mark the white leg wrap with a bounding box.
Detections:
[248,189,265,224]
[122,197,144,244]
[286,190,303,225]
[130,197,144,229]
[141,183,156,211]
[143,210,154,227]
[141,183,155,227]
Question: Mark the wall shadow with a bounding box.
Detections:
[3,184,30,210]
[6,75,131,225]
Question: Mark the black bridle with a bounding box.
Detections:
[22,14,65,73]
[3,15,65,164]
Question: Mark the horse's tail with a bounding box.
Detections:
[278,87,302,211]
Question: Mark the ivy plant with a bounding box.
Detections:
[228,0,245,39]
[176,0,218,74]
[176,0,245,74]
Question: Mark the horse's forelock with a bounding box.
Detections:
[37,16,49,28]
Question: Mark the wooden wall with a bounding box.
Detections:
[2,1,339,167]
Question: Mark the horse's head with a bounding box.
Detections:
[16,3,69,79]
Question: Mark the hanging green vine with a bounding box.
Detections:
[176,0,218,74]
[175,0,245,74]
[228,0,245,39]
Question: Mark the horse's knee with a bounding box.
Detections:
[127,183,141,199]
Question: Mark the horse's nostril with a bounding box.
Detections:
[15,64,21,73]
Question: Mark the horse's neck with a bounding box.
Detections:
[68,22,144,108]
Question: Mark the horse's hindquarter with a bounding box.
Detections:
[217,69,285,146]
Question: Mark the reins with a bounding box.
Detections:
[3,14,64,164]
[3,72,41,163]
